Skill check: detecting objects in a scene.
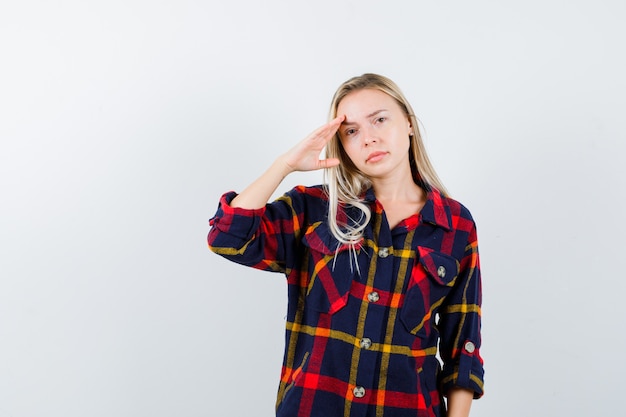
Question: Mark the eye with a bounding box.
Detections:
[376,117,386,123]
[344,128,357,136]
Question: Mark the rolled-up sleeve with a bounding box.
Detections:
[437,221,484,398]
[208,188,307,273]
[209,192,265,246]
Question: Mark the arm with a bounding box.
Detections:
[438,215,484,401]
[208,116,345,271]
[230,115,345,209]
[447,388,474,417]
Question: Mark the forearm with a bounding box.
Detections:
[446,387,474,417]
[229,115,343,209]
[231,157,292,209]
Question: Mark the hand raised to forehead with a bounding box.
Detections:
[281,115,345,173]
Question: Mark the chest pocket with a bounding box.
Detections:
[301,222,360,314]
[400,246,460,338]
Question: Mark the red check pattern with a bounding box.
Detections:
[208,185,484,417]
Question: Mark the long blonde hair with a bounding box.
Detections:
[324,73,448,246]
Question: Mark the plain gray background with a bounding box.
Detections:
[1,1,625,416]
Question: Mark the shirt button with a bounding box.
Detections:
[378,247,389,258]
[353,386,366,398]
[464,341,476,353]
[359,338,372,349]
[437,265,446,278]
[367,291,380,303]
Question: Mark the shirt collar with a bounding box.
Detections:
[363,186,452,231]
[420,188,452,231]
[363,187,377,203]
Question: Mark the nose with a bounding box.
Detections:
[363,127,377,146]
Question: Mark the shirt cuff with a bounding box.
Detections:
[209,191,266,241]
[439,339,484,399]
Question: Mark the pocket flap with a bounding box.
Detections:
[416,246,459,286]
[302,222,356,255]
[301,222,357,314]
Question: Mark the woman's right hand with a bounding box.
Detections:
[229,115,345,209]
[280,115,345,173]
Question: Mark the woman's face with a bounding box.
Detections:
[336,88,413,181]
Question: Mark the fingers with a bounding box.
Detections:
[330,114,346,125]
[312,117,343,170]
[283,116,345,172]
[325,115,345,137]
[318,157,340,169]
[309,115,345,144]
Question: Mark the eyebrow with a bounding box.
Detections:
[341,109,388,125]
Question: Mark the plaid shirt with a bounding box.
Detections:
[208,185,484,417]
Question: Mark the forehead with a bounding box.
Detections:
[337,88,402,117]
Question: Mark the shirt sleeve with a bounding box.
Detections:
[437,220,485,398]
[207,188,307,274]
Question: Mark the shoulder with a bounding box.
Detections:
[282,184,328,203]
[426,189,477,233]
[440,193,475,222]
[276,184,329,214]
[286,184,327,197]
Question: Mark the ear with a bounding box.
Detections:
[408,122,414,137]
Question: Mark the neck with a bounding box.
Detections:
[371,175,424,203]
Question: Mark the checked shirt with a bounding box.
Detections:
[208,185,484,417]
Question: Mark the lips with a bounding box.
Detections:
[366,151,387,163]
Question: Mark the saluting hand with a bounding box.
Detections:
[280,115,345,173]
[230,115,345,209]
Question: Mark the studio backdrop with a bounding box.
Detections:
[1,1,624,416]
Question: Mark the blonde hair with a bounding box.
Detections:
[324,73,448,247]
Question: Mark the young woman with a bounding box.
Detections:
[208,73,484,417]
